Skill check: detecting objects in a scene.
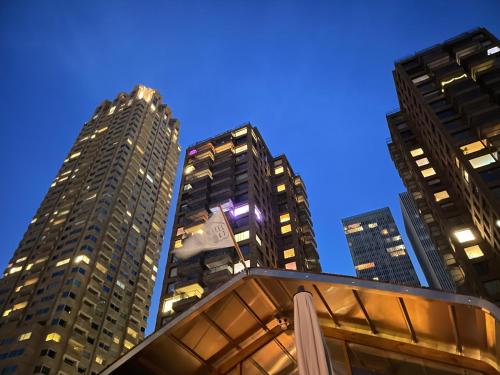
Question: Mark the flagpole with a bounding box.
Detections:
[219,205,248,272]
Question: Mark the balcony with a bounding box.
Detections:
[203,267,233,286]
[204,252,233,270]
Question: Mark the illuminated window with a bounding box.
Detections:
[12,302,27,311]
[56,258,70,267]
[9,266,22,274]
[95,356,105,365]
[235,144,248,154]
[283,248,295,259]
[184,165,195,175]
[464,245,484,259]
[464,170,469,183]
[355,262,375,271]
[285,262,297,270]
[415,157,429,167]
[276,184,286,192]
[454,229,475,243]
[421,168,436,177]
[368,223,378,228]
[124,340,134,350]
[410,148,424,157]
[45,333,61,342]
[256,234,262,246]
[96,262,107,274]
[469,154,496,169]
[69,151,81,159]
[345,223,363,234]
[434,190,450,202]
[23,277,38,287]
[441,73,467,91]
[460,140,485,155]
[280,213,290,223]
[127,327,138,339]
[108,106,116,115]
[233,204,249,217]
[412,74,429,84]
[234,260,251,274]
[281,224,292,234]
[487,46,500,55]
[235,230,250,243]
[380,228,389,235]
[232,127,248,138]
[18,332,32,341]
[215,142,233,153]
[75,255,90,264]
[274,166,284,174]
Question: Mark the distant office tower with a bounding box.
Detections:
[387,28,500,303]
[342,208,421,287]
[399,192,456,291]
[156,124,320,328]
[0,85,180,375]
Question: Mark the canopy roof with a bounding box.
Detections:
[102,268,500,375]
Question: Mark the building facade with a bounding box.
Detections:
[387,28,500,303]
[0,85,180,375]
[399,191,456,291]
[156,124,320,328]
[342,208,421,287]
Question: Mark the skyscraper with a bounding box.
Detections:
[342,207,421,287]
[156,124,320,328]
[399,192,456,291]
[0,85,180,375]
[387,28,500,303]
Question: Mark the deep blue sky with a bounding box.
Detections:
[1,1,499,334]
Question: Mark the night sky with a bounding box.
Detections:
[1,1,499,334]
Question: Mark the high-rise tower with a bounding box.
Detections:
[342,207,421,287]
[399,192,456,291]
[0,85,180,375]
[387,28,500,303]
[156,124,320,328]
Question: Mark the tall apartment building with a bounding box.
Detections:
[0,85,180,375]
[399,192,456,291]
[387,28,500,303]
[156,124,320,328]
[342,208,421,287]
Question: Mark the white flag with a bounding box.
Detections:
[172,210,235,260]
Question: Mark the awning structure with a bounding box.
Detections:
[102,268,500,375]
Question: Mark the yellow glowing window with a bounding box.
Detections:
[283,248,295,259]
[2,309,12,317]
[232,127,248,138]
[95,355,105,365]
[75,255,90,264]
[415,157,429,167]
[441,73,467,91]
[108,106,116,115]
[127,327,138,339]
[123,340,134,350]
[434,190,450,202]
[469,154,496,169]
[280,213,290,223]
[454,229,475,243]
[235,230,250,243]
[215,142,234,153]
[410,148,424,157]
[45,333,61,342]
[256,234,262,246]
[275,166,284,174]
[96,127,108,133]
[380,228,389,235]
[96,262,107,274]
[355,262,375,271]
[464,245,484,260]
[176,283,204,298]
[460,140,486,155]
[174,239,183,249]
[69,151,81,159]
[15,257,27,264]
[184,165,195,175]
[345,223,363,234]
[368,223,378,228]
[235,144,248,154]
[18,332,32,341]
[113,337,120,344]
[281,224,292,234]
[56,258,70,267]
[421,168,436,177]
[285,262,297,270]
[276,184,286,192]
[13,302,27,311]
[8,266,22,274]
[23,277,38,287]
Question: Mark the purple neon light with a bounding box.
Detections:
[188,149,197,156]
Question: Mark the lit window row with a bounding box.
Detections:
[355,262,375,271]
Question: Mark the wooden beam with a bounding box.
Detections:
[448,305,462,353]
[352,290,377,334]
[312,284,341,327]
[341,340,353,375]
[398,297,417,343]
